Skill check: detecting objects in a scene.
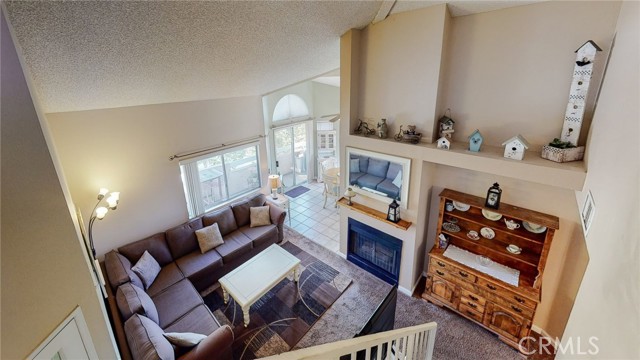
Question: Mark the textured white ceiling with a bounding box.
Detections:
[5,1,542,113]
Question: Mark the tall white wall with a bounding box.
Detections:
[560,2,639,358]
[1,9,117,359]
[46,96,266,257]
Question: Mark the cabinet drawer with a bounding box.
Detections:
[428,265,458,283]
[460,296,485,314]
[458,303,484,322]
[429,259,477,284]
[477,278,537,311]
[460,288,486,306]
[430,257,453,272]
[452,268,477,283]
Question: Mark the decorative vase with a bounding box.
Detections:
[377,119,388,139]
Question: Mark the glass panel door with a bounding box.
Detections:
[274,123,308,188]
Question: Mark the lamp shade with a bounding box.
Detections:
[268,174,280,189]
[344,188,356,197]
[95,207,108,220]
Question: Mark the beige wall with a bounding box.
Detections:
[312,81,340,119]
[47,96,266,257]
[441,1,620,149]
[1,9,117,359]
[358,4,448,141]
[560,1,639,358]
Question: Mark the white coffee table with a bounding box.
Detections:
[218,244,301,327]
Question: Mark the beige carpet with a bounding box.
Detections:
[284,226,521,360]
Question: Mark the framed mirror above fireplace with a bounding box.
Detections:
[346,147,411,208]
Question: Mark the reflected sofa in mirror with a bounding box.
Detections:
[346,147,410,208]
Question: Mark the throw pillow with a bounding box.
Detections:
[131,250,161,289]
[163,332,207,347]
[125,314,175,360]
[392,170,403,188]
[116,283,160,324]
[249,206,271,228]
[195,223,224,254]
[350,158,360,173]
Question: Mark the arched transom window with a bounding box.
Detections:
[272,94,309,122]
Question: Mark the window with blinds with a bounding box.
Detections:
[179,143,261,218]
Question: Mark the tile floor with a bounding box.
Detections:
[286,181,340,253]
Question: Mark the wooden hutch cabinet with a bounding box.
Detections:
[422,189,559,351]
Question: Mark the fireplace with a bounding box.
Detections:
[347,218,402,285]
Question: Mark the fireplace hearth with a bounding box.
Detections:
[347,218,402,285]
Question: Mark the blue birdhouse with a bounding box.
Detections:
[468,129,483,152]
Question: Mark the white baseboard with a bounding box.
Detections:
[398,286,413,296]
[336,251,347,259]
[531,325,559,347]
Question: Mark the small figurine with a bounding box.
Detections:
[437,136,450,150]
[468,129,483,152]
[354,119,375,137]
[501,134,530,160]
[377,119,388,139]
[394,125,422,144]
[438,109,455,140]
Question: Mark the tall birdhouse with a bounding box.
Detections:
[436,136,451,150]
[501,135,530,161]
[561,40,602,146]
[438,110,455,139]
[467,129,483,152]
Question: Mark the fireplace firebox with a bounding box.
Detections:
[347,218,402,285]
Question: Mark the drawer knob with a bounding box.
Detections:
[469,295,479,301]
[467,302,477,309]
[486,284,497,291]
[511,305,523,313]
[514,296,525,304]
[466,310,475,316]
[436,270,445,276]
[437,261,446,268]
[458,271,469,278]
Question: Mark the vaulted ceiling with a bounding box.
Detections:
[4,1,542,113]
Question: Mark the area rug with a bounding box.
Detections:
[284,186,310,198]
[203,242,352,360]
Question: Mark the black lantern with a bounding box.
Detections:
[485,183,502,209]
[387,199,401,223]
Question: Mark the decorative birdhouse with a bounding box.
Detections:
[436,136,451,150]
[467,129,483,152]
[501,135,530,160]
[438,110,455,139]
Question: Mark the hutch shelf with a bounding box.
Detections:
[422,189,559,351]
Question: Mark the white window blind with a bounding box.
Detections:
[179,143,261,218]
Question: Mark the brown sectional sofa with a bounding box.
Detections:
[103,193,286,360]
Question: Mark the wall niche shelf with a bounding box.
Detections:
[337,197,412,231]
[346,134,587,191]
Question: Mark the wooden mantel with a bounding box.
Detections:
[337,197,412,231]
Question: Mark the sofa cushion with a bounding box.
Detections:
[165,218,203,259]
[162,305,220,335]
[238,224,278,248]
[356,174,386,190]
[352,155,369,174]
[124,314,174,360]
[175,249,224,280]
[376,179,401,199]
[132,251,161,289]
[119,232,174,267]
[163,332,206,347]
[202,207,238,236]
[231,195,266,228]
[349,172,366,185]
[214,230,253,263]
[146,262,185,298]
[386,162,402,180]
[195,223,224,253]
[392,169,402,188]
[249,206,271,228]
[349,158,360,173]
[116,283,159,324]
[151,279,202,328]
[104,250,144,290]
[367,158,390,178]
[179,325,234,360]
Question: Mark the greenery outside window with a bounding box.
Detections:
[180,143,261,218]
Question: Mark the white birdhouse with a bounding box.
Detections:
[501,135,530,160]
[436,136,451,150]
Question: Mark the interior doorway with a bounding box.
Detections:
[273,123,308,188]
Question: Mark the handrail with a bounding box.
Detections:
[261,322,437,360]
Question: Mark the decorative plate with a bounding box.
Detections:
[482,209,502,221]
[467,230,479,240]
[523,221,547,234]
[480,227,495,239]
[442,222,461,232]
[506,245,522,254]
[453,201,470,211]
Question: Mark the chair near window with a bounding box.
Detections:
[323,169,340,209]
